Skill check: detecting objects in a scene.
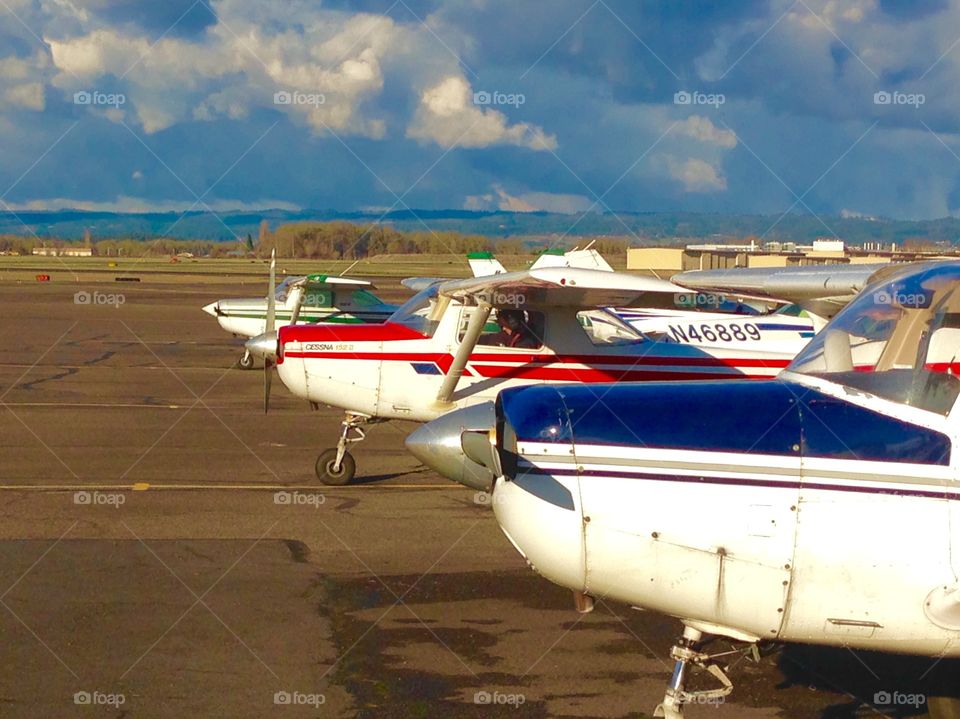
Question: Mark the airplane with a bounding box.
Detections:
[408,259,960,718]
[443,246,820,365]
[244,267,812,486]
[523,244,822,355]
[202,253,397,369]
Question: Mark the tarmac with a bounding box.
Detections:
[0,274,945,717]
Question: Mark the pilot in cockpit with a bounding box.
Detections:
[481,309,540,349]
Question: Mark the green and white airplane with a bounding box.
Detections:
[203,253,397,369]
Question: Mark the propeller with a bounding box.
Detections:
[244,251,312,414]
[263,249,276,413]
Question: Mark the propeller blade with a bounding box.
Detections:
[265,248,276,334]
[264,357,273,414]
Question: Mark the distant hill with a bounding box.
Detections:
[3,208,960,246]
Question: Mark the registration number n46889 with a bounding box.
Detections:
[667,323,761,343]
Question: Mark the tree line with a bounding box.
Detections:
[0,222,630,259]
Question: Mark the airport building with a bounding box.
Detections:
[627,238,952,274]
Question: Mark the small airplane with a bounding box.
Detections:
[412,259,960,717]
[202,253,397,368]
[493,244,821,356]
[245,267,807,486]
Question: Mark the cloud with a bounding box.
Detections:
[464,184,591,213]
[45,4,406,136]
[4,82,44,110]
[676,115,736,148]
[666,157,727,192]
[0,53,47,111]
[407,75,557,150]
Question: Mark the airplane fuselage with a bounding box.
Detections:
[276,302,797,422]
[491,373,960,655]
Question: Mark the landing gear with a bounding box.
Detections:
[238,350,255,370]
[316,449,356,486]
[316,413,369,485]
[654,626,734,718]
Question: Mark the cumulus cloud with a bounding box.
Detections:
[44,3,407,136]
[666,157,727,192]
[464,184,592,213]
[0,53,47,111]
[676,115,736,148]
[407,76,557,150]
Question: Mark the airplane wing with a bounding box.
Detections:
[401,277,446,292]
[530,247,614,272]
[294,274,375,289]
[671,262,898,319]
[467,252,507,276]
[437,267,685,310]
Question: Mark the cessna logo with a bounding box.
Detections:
[304,343,353,351]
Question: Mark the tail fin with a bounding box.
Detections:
[467,251,507,276]
[530,247,613,272]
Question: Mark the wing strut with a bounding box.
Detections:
[436,303,492,404]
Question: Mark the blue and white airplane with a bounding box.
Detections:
[410,260,960,718]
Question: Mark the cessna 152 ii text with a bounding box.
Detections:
[245,267,813,485]
[414,260,960,717]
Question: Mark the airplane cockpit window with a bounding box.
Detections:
[274,276,301,303]
[673,293,760,316]
[469,308,545,349]
[787,264,960,415]
[389,285,444,337]
[774,303,809,317]
[577,310,647,346]
[349,289,383,307]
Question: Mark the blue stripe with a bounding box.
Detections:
[517,465,956,501]
[498,380,951,466]
[411,362,441,375]
[754,323,815,332]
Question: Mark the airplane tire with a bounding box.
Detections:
[929,696,960,719]
[316,449,356,486]
[238,354,255,370]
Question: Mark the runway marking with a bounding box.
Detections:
[0,483,449,491]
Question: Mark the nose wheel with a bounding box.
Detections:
[654,626,734,718]
[316,413,369,485]
[238,350,255,370]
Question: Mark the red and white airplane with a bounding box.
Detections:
[246,267,805,485]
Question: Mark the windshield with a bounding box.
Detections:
[388,285,444,337]
[578,309,648,346]
[673,292,760,315]
[274,276,303,303]
[787,262,960,415]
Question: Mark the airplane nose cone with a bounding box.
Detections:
[405,402,497,491]
[202,301,220,317]
[245,331,278,361]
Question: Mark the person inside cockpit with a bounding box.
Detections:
[481,309,540,348]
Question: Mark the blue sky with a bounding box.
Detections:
[0,0,959,219]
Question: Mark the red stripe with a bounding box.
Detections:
[926,363,960,373]
[283,350,789,369]
[280,321,425,344]
[469,365,767,382]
